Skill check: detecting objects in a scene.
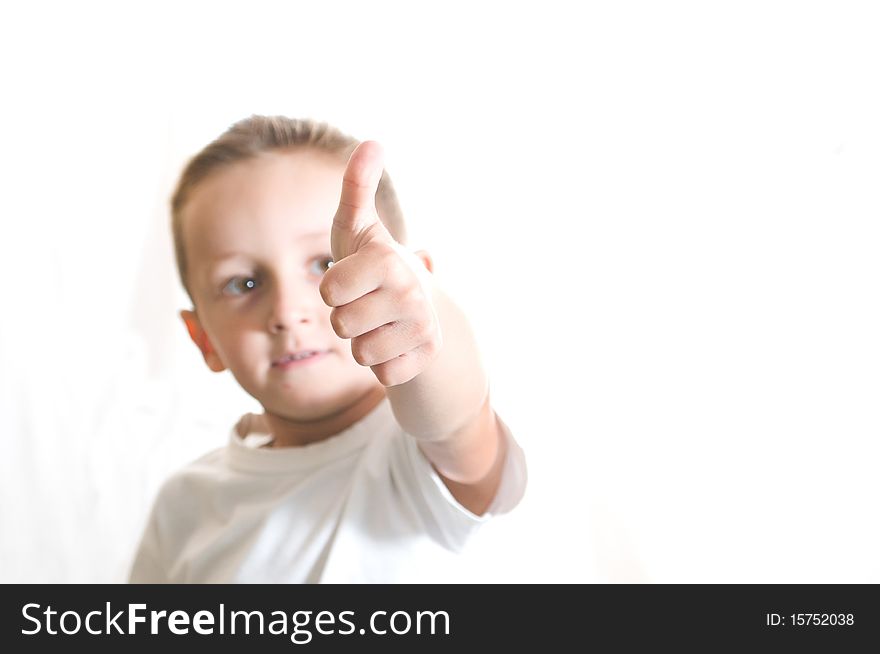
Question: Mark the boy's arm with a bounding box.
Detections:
[384,282,507,517]
[322,141,507,516]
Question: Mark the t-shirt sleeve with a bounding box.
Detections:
[397,412,527,552]
[127,498,170,584]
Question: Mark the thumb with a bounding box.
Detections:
[331,140,390,261]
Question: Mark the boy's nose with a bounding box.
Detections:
[269,313,309,333]
[267,284,317,334]
[268,304,313,333]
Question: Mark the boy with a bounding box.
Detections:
[128,116,527,583]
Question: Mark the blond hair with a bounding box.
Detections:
[170,115,407,301]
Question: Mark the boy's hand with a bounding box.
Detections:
[320,141,442,387]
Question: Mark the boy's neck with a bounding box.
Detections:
[261,385,387,448]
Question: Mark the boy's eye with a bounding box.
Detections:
[309,256,334,276]
[223,276,260,296]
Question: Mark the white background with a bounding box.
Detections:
[1,1,878,583]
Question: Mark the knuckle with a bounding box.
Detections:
[410,319,430,344]
[375,359,412,388]
[329,310,349,338]
[319,276,338,306]
[351,339,371,366]
[383,251,410,285]
[423,332,442,358]
[401,284,425,314]
[422,332,440,359]
[413,314,436,343]
[372,363,393,387]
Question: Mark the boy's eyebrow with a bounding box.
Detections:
[204,231,331,264]
[296,229,332,241]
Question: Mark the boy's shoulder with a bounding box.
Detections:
[175,441,229,478]
[152,445,229,509]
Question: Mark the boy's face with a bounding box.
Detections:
[179,149,382,421]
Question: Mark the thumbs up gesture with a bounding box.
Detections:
[320,141,442,387]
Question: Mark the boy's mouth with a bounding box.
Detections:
[272,350,329,368]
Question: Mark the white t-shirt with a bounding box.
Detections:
[128,398,527,583]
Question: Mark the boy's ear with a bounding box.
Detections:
[180,309,226,373]
[413,249,434,274]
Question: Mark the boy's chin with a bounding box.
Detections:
[260,384,383,423]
